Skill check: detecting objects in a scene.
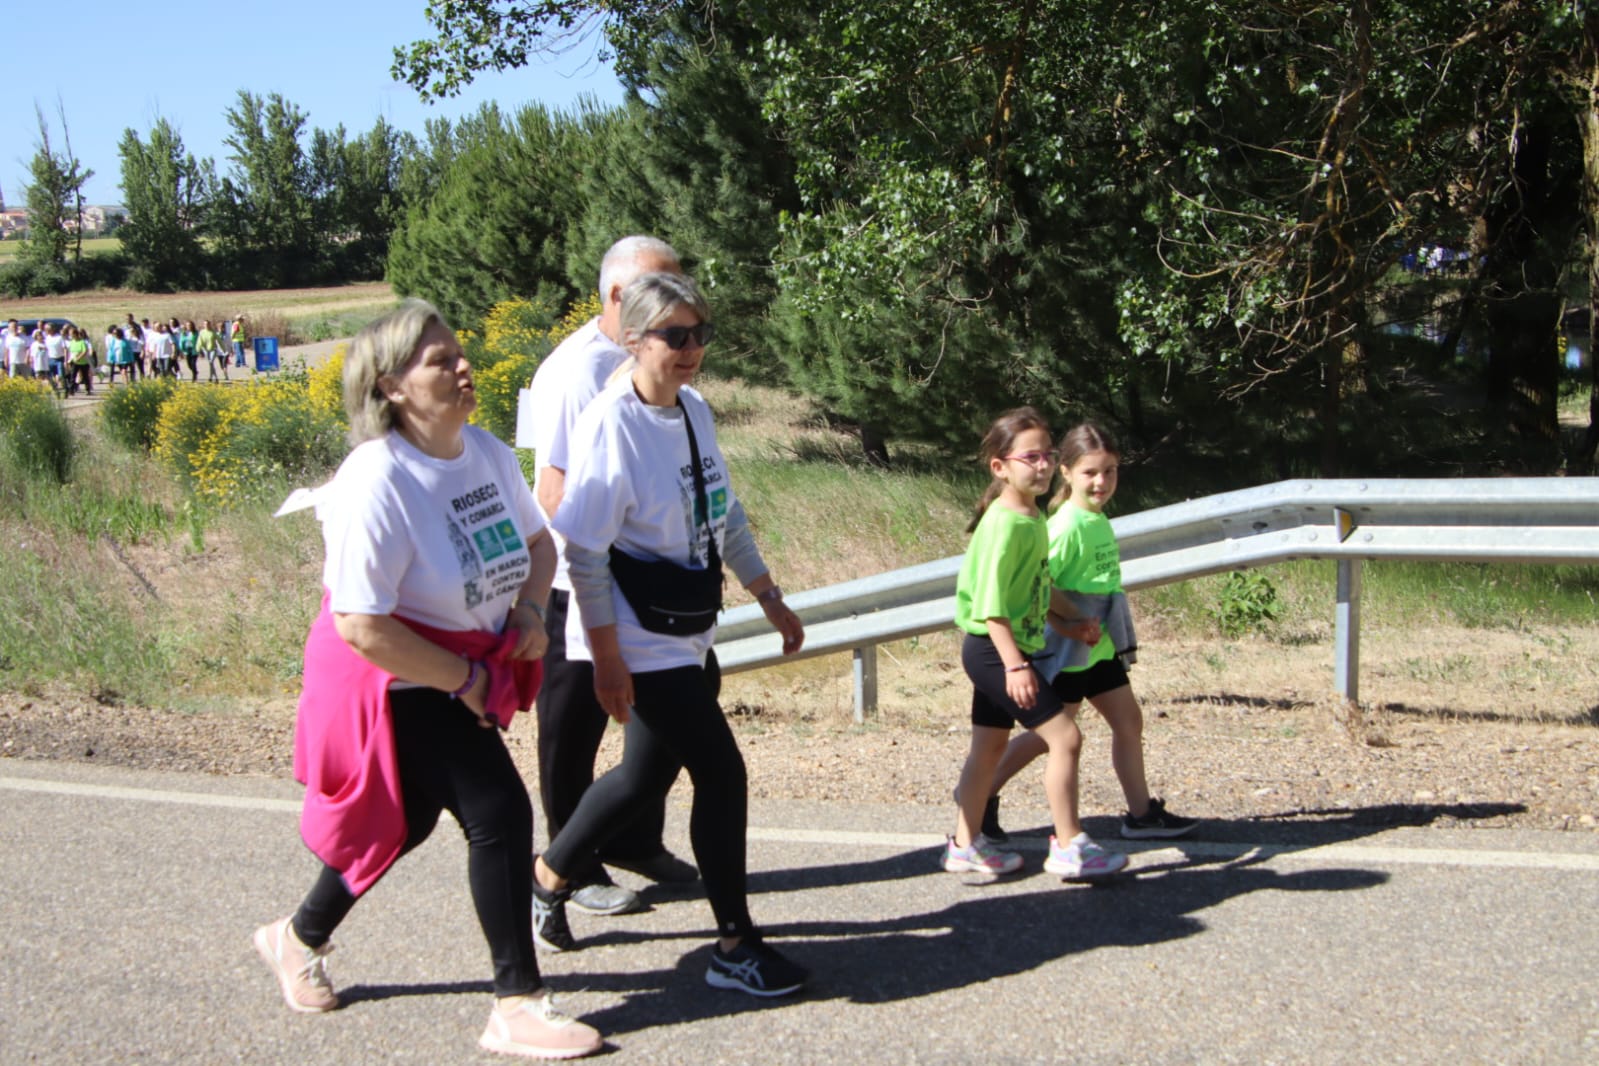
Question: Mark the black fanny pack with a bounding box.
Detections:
[608,546,723,634]
[606,400,724,635]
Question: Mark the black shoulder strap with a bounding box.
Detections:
[680,399,721,570]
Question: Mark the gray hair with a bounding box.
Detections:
[619,273,711,354]
[598,235,680,304]
[343,298,448,444]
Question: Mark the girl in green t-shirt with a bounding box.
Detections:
[946,407,1119,880]
[981,422,1197,846]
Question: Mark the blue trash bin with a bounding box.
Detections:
[253,337,280,373]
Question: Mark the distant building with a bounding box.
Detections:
[0,205,127,239]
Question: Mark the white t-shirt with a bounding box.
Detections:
[151,332,176,360]
[32,337,52,373]
[519,317,630,592]
[3,331,26,368]
[552,383,732,673]
[319,425,545,634]
[43,332,65,365]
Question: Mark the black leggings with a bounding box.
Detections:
[535,589,669,882]
[292,688,540,997]
[542,661,753,939]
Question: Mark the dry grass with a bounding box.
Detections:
[2,282,395,334]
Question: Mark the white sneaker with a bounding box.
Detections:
[1045,833,1128,879]
[479,991,604,1059]
[942,834,1023,875]
[253,917,337,1013]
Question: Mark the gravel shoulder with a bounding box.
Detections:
[4,623,1596,836]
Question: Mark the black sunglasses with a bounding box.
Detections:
[643,322,715,350]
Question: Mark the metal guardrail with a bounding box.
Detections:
[714,478,1599,719]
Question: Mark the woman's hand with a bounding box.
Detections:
[762,599,805,655]
[592,651,634,724]
[459,662,495,728]
[506,601,549,660]
[1005,664,1039,709]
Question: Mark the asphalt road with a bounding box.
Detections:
[2,759,1596,1065]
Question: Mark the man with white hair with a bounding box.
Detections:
[519,236,698,944]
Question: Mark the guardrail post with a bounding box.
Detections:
[1334,558,1362,703]
[852,645,878,723]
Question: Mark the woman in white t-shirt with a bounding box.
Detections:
[253,299,601,1061]
[535,272,811,999]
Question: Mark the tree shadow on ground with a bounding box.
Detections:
[576,852,1385,1035]
[1377,701,1599,728]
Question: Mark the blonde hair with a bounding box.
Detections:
[343,298,447,444]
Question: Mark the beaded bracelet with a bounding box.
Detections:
[450,659,483,700]
[1005,663,1031,673]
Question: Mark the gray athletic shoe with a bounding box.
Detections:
[570,882,642,916]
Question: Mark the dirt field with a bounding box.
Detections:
[0,281,394,327]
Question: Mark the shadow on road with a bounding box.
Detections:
[571,833,1386,1035]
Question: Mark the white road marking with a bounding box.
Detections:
[5,772,1596,872]
[0,774,302,812]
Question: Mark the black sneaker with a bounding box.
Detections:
[531,881,576,953]
[1120,798,1198,840]
[705,937,808,998]
[951,788,1009,843]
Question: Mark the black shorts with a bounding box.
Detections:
[962,633,1064,731]
[1050,656,1130,704]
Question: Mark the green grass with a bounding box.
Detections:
[1140,558,1599,640]
[0,376,1595,710]
[0,236,121,259]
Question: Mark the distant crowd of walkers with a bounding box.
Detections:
[3,313,250,395]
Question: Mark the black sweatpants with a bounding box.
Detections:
[542,661,753,939]
[535,588,670,879]
[292,688,541,997]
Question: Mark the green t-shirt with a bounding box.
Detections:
[955,503,1051,653]
[1047,501,1120,667]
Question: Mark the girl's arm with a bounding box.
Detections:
[986,616,1038,709]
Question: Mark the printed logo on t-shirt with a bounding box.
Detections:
[472,518,522,562]
[446,479,529,613]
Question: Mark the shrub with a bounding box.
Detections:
[471,351,542,443]
[1211,569,1284,637]
[305,344,347,424]
[153,386,231,493]
[187,379,346,507]
[101,377,177,452]
[464,295,570,444]
[0,377,73,484]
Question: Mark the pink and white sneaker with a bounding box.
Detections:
[1045,832,1128,879]
[943,834,1023,875]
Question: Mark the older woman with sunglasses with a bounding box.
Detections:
[531,272,810,999]
[254,299,602,1060]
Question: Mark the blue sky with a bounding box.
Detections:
[1,1,625,207]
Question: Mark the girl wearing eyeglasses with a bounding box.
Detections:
[533,272,811,1000]
[978,423,1197,849]
[947,407,1125,879]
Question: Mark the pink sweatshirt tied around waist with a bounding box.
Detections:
[293,593,542,896]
